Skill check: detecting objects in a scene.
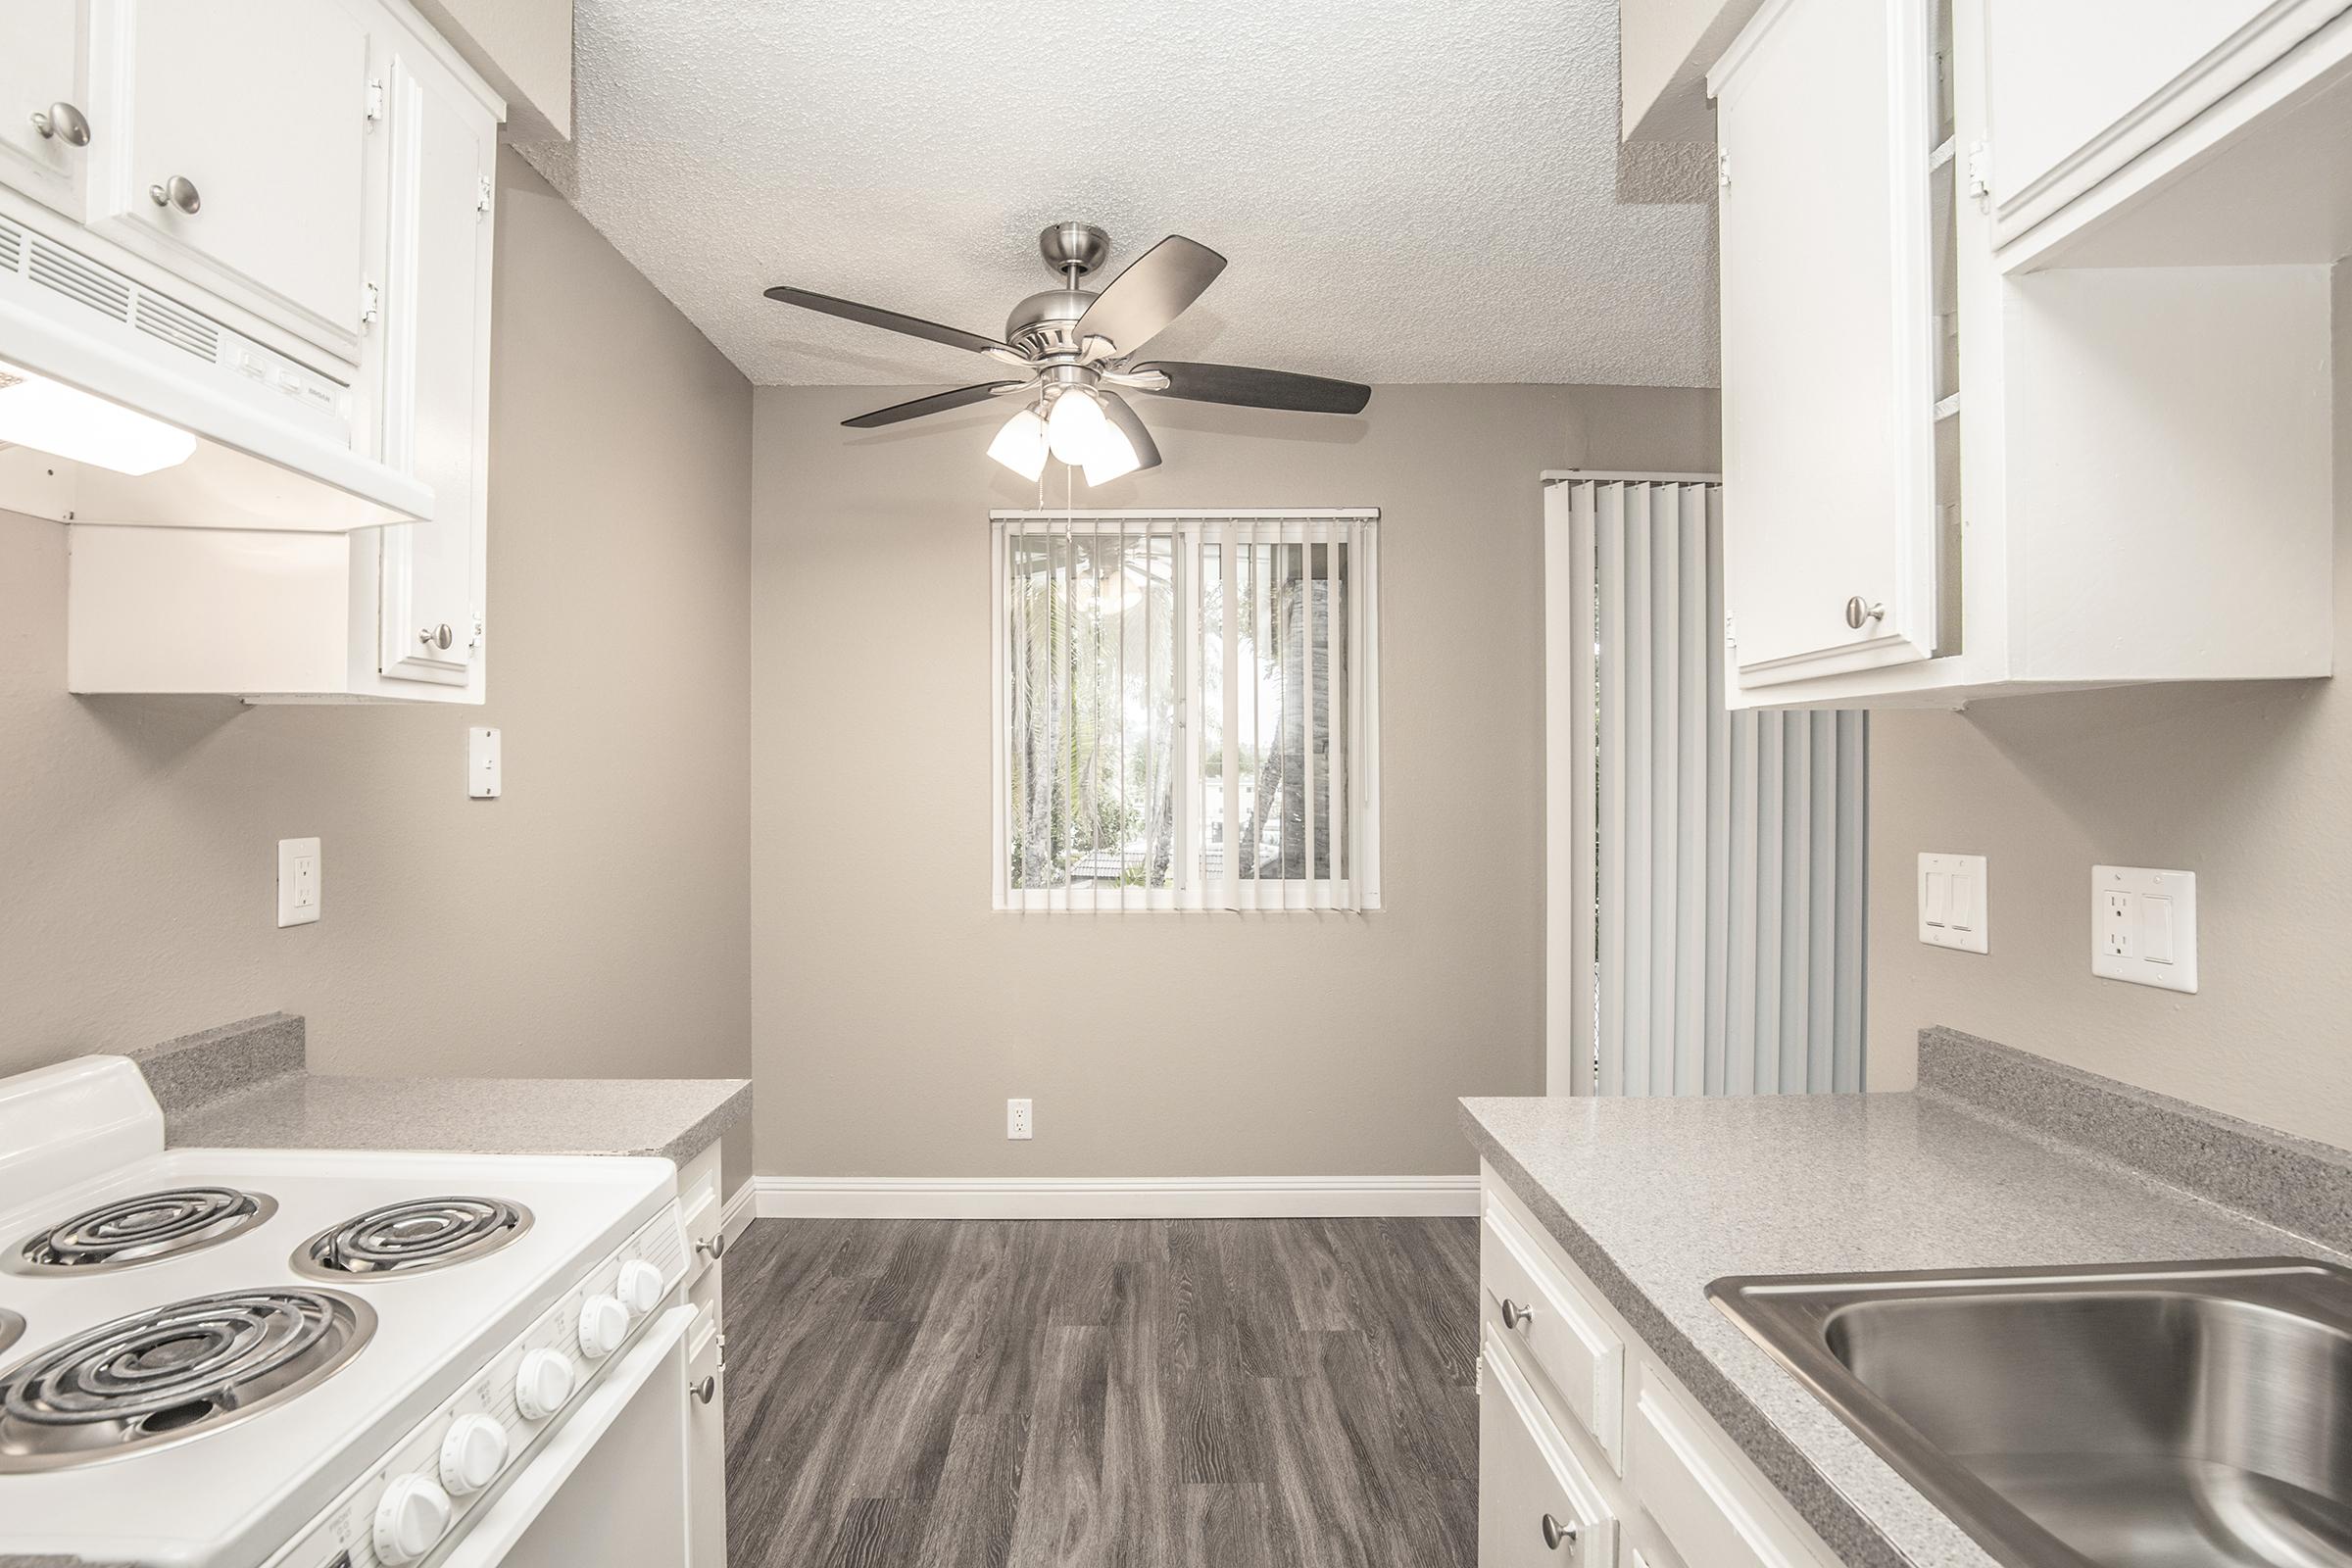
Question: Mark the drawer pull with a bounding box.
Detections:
[696,1233,726,1262]
[1542,1513,1578,1552]
[1501,1297,1536,1331]
[690,1373,718,1404]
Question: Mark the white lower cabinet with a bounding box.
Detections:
[1478,1165,1843,1568]
[684,1299,727,1568]
[1482,1329,1616,1566]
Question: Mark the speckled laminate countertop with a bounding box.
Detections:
[1459,1031,2352,1568]
[166,1072,750,1166]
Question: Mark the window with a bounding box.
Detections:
[992,511,1380,911]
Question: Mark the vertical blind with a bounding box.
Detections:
[992,512,1379,911]
[1551,480,1866,1096]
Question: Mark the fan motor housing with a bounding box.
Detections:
[1005,288,1096,360]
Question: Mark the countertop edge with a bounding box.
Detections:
[1457,1101,1913,1568]
[162,1074,754,1169]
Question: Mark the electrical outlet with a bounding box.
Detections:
[1006,1098,1033,1140]
[276,837,321,927]
[2091,866,2197,993]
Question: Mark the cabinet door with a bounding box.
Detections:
[1986,0,2328,237]
[684,1306,727,1568]
[374,54,492,688]
[1480,1330,1617,1568]
[106,0,371,345]
[1714,0,1941,687]
[0,1,89,219]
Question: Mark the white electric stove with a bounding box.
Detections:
[0,1055,700,1568]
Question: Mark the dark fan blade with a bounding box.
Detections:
[764,286,1016,359]
[1132,361,1371,416]
[1098,391,1162,471]
[1073,236,1226,355]
[842,382,1027,428]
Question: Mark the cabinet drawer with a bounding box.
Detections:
[1631,1372,1831,1568]
[1481,1328,1618,1568]
[1482,1196,1626,1466]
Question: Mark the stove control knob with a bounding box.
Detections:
[373,1473,453,1564]
[439,1412,510,1494]
[615,1258,664,1316]
[578,1294,629,1359]
[514,1347,576,1420]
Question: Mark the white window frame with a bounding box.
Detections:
[990,508,1382,913]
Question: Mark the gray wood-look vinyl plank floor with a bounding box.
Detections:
[723,1217,1480,1568]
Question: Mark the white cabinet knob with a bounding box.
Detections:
[372,1474,453,1563]
[514,1347,576,1420]
[578,1294,629,1360]
[439,1412,509,1494]
[615,1258,664,1316]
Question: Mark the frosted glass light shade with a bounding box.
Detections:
[987,405,1050,481]
[1046,388,1108,464]
[1081,421,1141,485]
[0,364,197,475]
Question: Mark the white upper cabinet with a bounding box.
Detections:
[373,48,493,689]
[47,0,506,704]
[0,2,90,220]
[98,0,374,352]
[1704,0,2336,710]
[1713,0,1942,687]
[1985,0,2352,268]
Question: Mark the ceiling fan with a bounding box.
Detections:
[763,220,1372,485]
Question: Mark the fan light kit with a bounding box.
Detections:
[764,221,1372,485]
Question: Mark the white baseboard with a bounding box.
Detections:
[750,1174,1479,1220]
[720,1177,757,1241]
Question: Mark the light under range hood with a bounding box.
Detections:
[0,213,431,534]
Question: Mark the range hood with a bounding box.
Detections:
[0,214,431,534]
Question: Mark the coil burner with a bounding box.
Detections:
[293,1197,532,1280]
[0,1289,373,1471]
[8,1188,278,1275]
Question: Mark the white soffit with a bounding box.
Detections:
[526,0,1720,388]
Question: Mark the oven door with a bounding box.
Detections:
[434,1303,696,1568]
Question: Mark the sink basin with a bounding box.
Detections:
[1708,1258,2352,1568]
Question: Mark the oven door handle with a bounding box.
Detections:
[431,1304,696,1568]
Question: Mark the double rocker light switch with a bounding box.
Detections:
[1918,853,1987,953]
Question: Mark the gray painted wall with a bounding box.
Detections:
[1867,262,2351,1150]
[750,382,1719,1178]
[0,154,755,1126]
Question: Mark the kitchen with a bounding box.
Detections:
[0,0,2346,1565]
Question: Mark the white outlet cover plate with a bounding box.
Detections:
[276,837,320,928]
[1006,1098,1032,1140]
[1917,853,1988,953]
[2091,865,2197,993]
[468,727,502,799]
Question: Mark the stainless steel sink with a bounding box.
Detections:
[1708,1258,2352,1568]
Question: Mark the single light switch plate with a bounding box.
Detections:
[2091,865,2197,993]
[1917,853,1987,953]
[1006,1098,1033,1140]
[467,727,502,799]
[276,837,320,927]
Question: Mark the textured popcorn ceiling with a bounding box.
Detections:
[527,0,1719,387]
